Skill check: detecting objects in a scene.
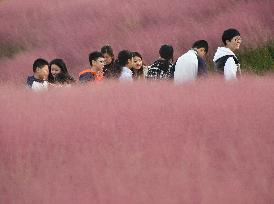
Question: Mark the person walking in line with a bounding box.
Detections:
[213,28,242,80]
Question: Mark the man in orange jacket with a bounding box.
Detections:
[79,51,105,82]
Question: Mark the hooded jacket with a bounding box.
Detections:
[213,47,240,80]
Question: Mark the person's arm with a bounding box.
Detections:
[79,72,93,83]
[224,57,237,80]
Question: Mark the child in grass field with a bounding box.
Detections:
[213,28,242,80]
[26,58,49,91]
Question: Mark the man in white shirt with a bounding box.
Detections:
[213,28,242,80]
[174,40,208,84]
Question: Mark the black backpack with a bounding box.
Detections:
[214,55,239,74]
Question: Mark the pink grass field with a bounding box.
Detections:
[0,78,274,204]
[0,0,274,82]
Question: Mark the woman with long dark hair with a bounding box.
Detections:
[114,50,134,81]
[48,59,75,85]
[131,52,148,80]
[101,45,116,78]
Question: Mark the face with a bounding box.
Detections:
[196,48,207,58]
[127,57,134,69]
[50,64,61,79]
[132,56,143,70]
[93,57,105,72]
[103,53,113,65]
[37,65,49,80]
[226,35,242,51]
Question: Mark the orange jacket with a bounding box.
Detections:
[79,69,104,82]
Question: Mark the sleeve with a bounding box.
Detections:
[79,72,93,83]
[119,71,133,81]
[224,57,237,80]
[26,77,33,88]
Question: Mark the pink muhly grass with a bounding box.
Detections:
[0,78,274,203]
[0,0,273,82]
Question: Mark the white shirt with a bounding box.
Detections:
[119,67,133,81]
[27,76,48,91]
[32,81,48,91]
[174,49,198,84]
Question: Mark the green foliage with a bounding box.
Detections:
[0,42,24,60]
[238,42,274,74]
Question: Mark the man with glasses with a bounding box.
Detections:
[213,28,242,80]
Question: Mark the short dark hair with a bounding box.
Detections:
[222,28,240,45]
[33,58,48,73]
[101,45,114,57]
[159,44,173,61]
[89,51,103,66]
[116,50,133,67]
[192,40,209,53]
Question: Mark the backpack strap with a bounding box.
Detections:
[193,50,207,76]
[214,55,239,74]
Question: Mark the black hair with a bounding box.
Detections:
[48,58,75,84]
[159,44,174,61]
[33,58,48,73]
[116,50,133,67]
[101,45,115,76]
[111,50,133,78]
[101,45,114,57]
[89,51,104,66]
[132,51,142,59]
[192,40,209,53]
[132,51,144,78]
[222,28,240,45]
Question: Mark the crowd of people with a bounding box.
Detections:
[26,28,242,91]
